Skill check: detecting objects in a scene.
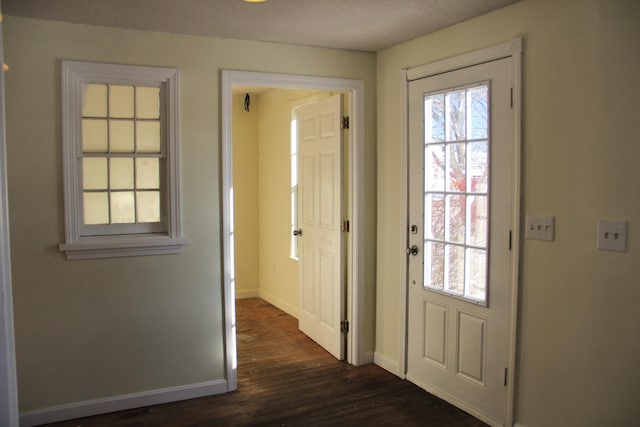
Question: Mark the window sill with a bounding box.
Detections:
[59,235,188,260]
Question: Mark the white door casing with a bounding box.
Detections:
[221,70,367,391]
[0,5,20,424]
[296,94,345,360]
[406,55,517,427]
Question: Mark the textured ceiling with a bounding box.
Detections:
[3,0,521,52]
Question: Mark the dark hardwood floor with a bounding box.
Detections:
[44,298,487,426]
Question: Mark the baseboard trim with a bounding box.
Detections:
[373,352,402,378]
[20,379,227,427]
[258,290,299,319]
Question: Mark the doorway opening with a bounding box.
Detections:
[221,70,366,391]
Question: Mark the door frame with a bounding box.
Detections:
[221,70,367,391]
[398,38,522,425]
[0,6,20,425]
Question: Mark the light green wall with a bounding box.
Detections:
[232,94,259,298]
[3,16,376,412]
[376,0,640,425]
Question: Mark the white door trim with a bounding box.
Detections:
[221,70,367,390]
[399,38,522,425]
[0,7,20,424]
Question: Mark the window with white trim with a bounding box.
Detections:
[59,61,185,259]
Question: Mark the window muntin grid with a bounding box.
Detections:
[80,83,164,235]
[423,82,490,303]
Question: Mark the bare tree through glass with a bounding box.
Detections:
[423,83,489,302]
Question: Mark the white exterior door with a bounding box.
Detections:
[296,94,345,360]
[407,57,516,426]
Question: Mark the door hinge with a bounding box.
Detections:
[509,230,512,251]
[341,116,350,129]
[340,320,350,333]
[510,88,513,108]
[504,367,508,386]
[341,220,350,233]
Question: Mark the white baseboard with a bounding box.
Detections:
[373,352,403,378]
[258,290,299,318]
[20,379,227,427]
[235,288,259,299]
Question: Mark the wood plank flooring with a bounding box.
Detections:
[43,298,487,427]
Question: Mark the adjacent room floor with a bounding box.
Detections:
[44,298,486,426]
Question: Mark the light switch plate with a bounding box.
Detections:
[526,215,555,241]
[597,220,627,252]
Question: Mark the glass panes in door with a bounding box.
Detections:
[81,83,163,227]
[423,83,489,303]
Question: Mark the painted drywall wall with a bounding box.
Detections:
[232,94,259,299]
[375,0,640,425]
[3,15,376,413]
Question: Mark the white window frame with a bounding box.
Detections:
[59,61,185,260]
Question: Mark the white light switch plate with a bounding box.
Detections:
[526,215,555,241]
[597,220,627,252]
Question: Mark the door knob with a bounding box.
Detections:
[293,229,303,237]
[406,245,419,256]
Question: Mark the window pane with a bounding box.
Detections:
[109,85,134,118]
[110,158,134,190]
[468,195,488,248]
[425,95,444,143]
[425,241,444,289]
[446,90,466,141]
[466,248,487,300]
[446,195,466,244]
[136,158,159,189]
[445,245,465,295]
[82,119,108,153]
[291,154,298,187]
[136,86,160,119]
[83,158,108,190]
[425,144,445,191]
[136,191,160,223]
[468,86,488,140]
[110,120,135,153]
[468,141,488,193]
[82,84,107,117]
[291,119,297,155]
[447,143,466,192]
[83,192,109,224]
[425,193,444,240]
[421,85,490,304]
[136,121,161,153]
[110,192,135,223]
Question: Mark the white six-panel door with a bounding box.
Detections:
[297,94,345,360]
[407,57,514,426]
